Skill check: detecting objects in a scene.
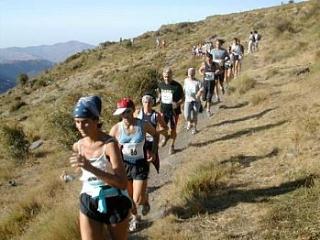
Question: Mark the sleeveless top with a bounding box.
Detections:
[204,62,216,81]
[137,110,157,143]
[79,137,114,196]
[231,44,242,56]
[118,119,145,163]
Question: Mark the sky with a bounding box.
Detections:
[0,0,305,48]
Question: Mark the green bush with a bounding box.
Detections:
[48,110,80,149]
[0,124,30,163]
[18,73,29,86]
[113,66,161,102]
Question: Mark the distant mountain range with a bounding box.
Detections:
[0,41,95,93]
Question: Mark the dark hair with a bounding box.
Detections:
[206,52,213,59]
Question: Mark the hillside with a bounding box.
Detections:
[0,41,95,93]
[0,1,320,240]
[0,59,54,93]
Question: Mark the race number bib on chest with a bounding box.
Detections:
[204,72,215,81]
[161,90,173,104]
[122,142,144,160]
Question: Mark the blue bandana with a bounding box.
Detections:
[73,96,101,119]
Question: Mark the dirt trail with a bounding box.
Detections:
[129,63,298,239]
[129,96,235,238]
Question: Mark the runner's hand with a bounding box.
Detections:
[70,153,91,170]
[147,152,156,162]
[172,101,178,109]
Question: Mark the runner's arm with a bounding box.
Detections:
[198,63,205,76]
[144,122,159,155]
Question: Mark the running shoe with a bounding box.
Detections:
[169,145,175,155]
[129,216,139,232]
[141,202,151,216]
[191,128,198,135]
[159,135,168,147]
[186,124,191,131]
[206,111,213,117]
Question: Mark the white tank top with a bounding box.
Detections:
[78,139,114,196]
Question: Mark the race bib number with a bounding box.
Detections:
[122,143,144,160]
[161,90,173,104]
[204,72,215,81]
[146,133,154,142]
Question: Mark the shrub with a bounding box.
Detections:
[9,100,27,112]
[0,196,42,240]
[65,52,81,63]
[18,73,29,86]
[113,66,161,102]
[48,110,80,149]
[250,92,268,106]
[99,41,116,48]
[274,18,296,34]
[232,74,256,95]
[0,124,30,163]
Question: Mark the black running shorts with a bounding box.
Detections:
[202,80,215,102]
[80,191,131,225]
[124,160,150,181]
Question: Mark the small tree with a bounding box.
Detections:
[18,73,29,86]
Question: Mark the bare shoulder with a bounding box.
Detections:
[109,122,120,137]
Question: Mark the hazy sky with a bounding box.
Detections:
[0,0,304,48]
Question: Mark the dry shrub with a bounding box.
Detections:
[273,18,296,34]
[0,124,30,163]
[113,66,161,103]
[171,161,233,218]
[250,92,268,106]
[231,74,256,95]
[0,197,42,240]
[47,109,80,149]
[265,68,280,80]
[9,100,27,112]
[20,203,80,240]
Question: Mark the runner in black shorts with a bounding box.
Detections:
[210,39,229,102]
[110,97,158,232]
[199,52,221,116]
[157,67,184,155]
[69,96,131,240]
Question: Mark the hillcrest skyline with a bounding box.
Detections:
[0,0,305,48]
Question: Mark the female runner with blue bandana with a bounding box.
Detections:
[69,96,131,240]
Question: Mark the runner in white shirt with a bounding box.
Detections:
[183,68,204,134]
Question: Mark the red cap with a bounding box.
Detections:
[113,98,135,115]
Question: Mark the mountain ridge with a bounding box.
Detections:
[0,40,95,63]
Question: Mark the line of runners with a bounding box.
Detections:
[68,35,257,239]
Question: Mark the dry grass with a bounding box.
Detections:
[249,91,268,106]
[1,1,320,240]
[230,74,256,95]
